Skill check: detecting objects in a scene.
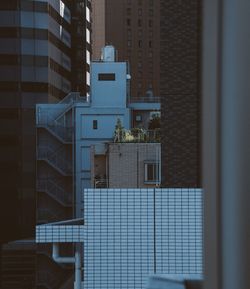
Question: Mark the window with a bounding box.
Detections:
[144,162,159,183]
[93,120,98,130]
[98,73,115,81]
[138,8,142,16]
[135,115,142,122]
[149,20,153,27]
[127,18,131,26]
[138,19,142,27]
[138,40,142,47]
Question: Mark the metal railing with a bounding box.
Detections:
[47,124,73,143]
[37,146,72,175]
[58,92,88,105]
[114,129,161,143]
[37,208,67,223]
[129,96,161,103]
[94,179,108,188]
[37,179,72,206]
[37,110,73,143]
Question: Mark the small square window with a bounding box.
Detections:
[93,120,98,130]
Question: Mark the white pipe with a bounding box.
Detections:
[74,247,82,289]
[52,243,75,264]
[52,243,82,289]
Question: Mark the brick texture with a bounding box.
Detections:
[160,0,202,187]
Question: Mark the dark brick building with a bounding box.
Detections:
[160,0,202,187]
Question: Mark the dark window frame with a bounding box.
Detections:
[93,120,98,130]
[98,73,116,81]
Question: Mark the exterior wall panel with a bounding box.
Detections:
[160,0,202,187]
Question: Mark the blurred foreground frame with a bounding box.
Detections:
[203,0,250,288]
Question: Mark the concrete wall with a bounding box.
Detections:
[91,62,128,108]
[108,143,161,188]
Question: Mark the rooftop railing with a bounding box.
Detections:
[129,96,161,103]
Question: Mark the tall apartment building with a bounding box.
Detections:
[92,0,160,99]
[0,1,91,288]
[0,0,91,242]
[160,0,202,187]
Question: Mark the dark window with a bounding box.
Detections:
[144,162,159,183]
[127,18,131,26]
[93,120,98,130]
[98,73,116,81]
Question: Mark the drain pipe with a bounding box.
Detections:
[52,243,82,289]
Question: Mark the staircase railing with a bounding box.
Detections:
[37,208,67,223]
[37,179,72,206]
[37,146,72,175]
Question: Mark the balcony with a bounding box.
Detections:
[114,128,161,143]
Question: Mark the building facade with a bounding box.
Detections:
[92,0,160,100]
[36,51,160,225]
[36,188,203,289]
[160,0,202,187]
[0,0,91,242]
[107,143,161,188]
[35,52,160,288]
[0,1,91,288]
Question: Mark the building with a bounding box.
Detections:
[0,0,91,242]
[160,0,202,187]
[36,48,160,288]
[36,188,203,289]
[92,0,160,100]
[106,143,161,188]
[36,47,161,221]
[1,240,36,289]
[0,1,91,288]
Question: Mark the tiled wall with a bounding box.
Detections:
[83,188,203,289]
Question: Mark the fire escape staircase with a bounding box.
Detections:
[37,179,72,207]
[37,145,72,176]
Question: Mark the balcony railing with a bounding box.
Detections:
[129,96,161,103]
[94,179,108,188]
[114,129,161,143]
